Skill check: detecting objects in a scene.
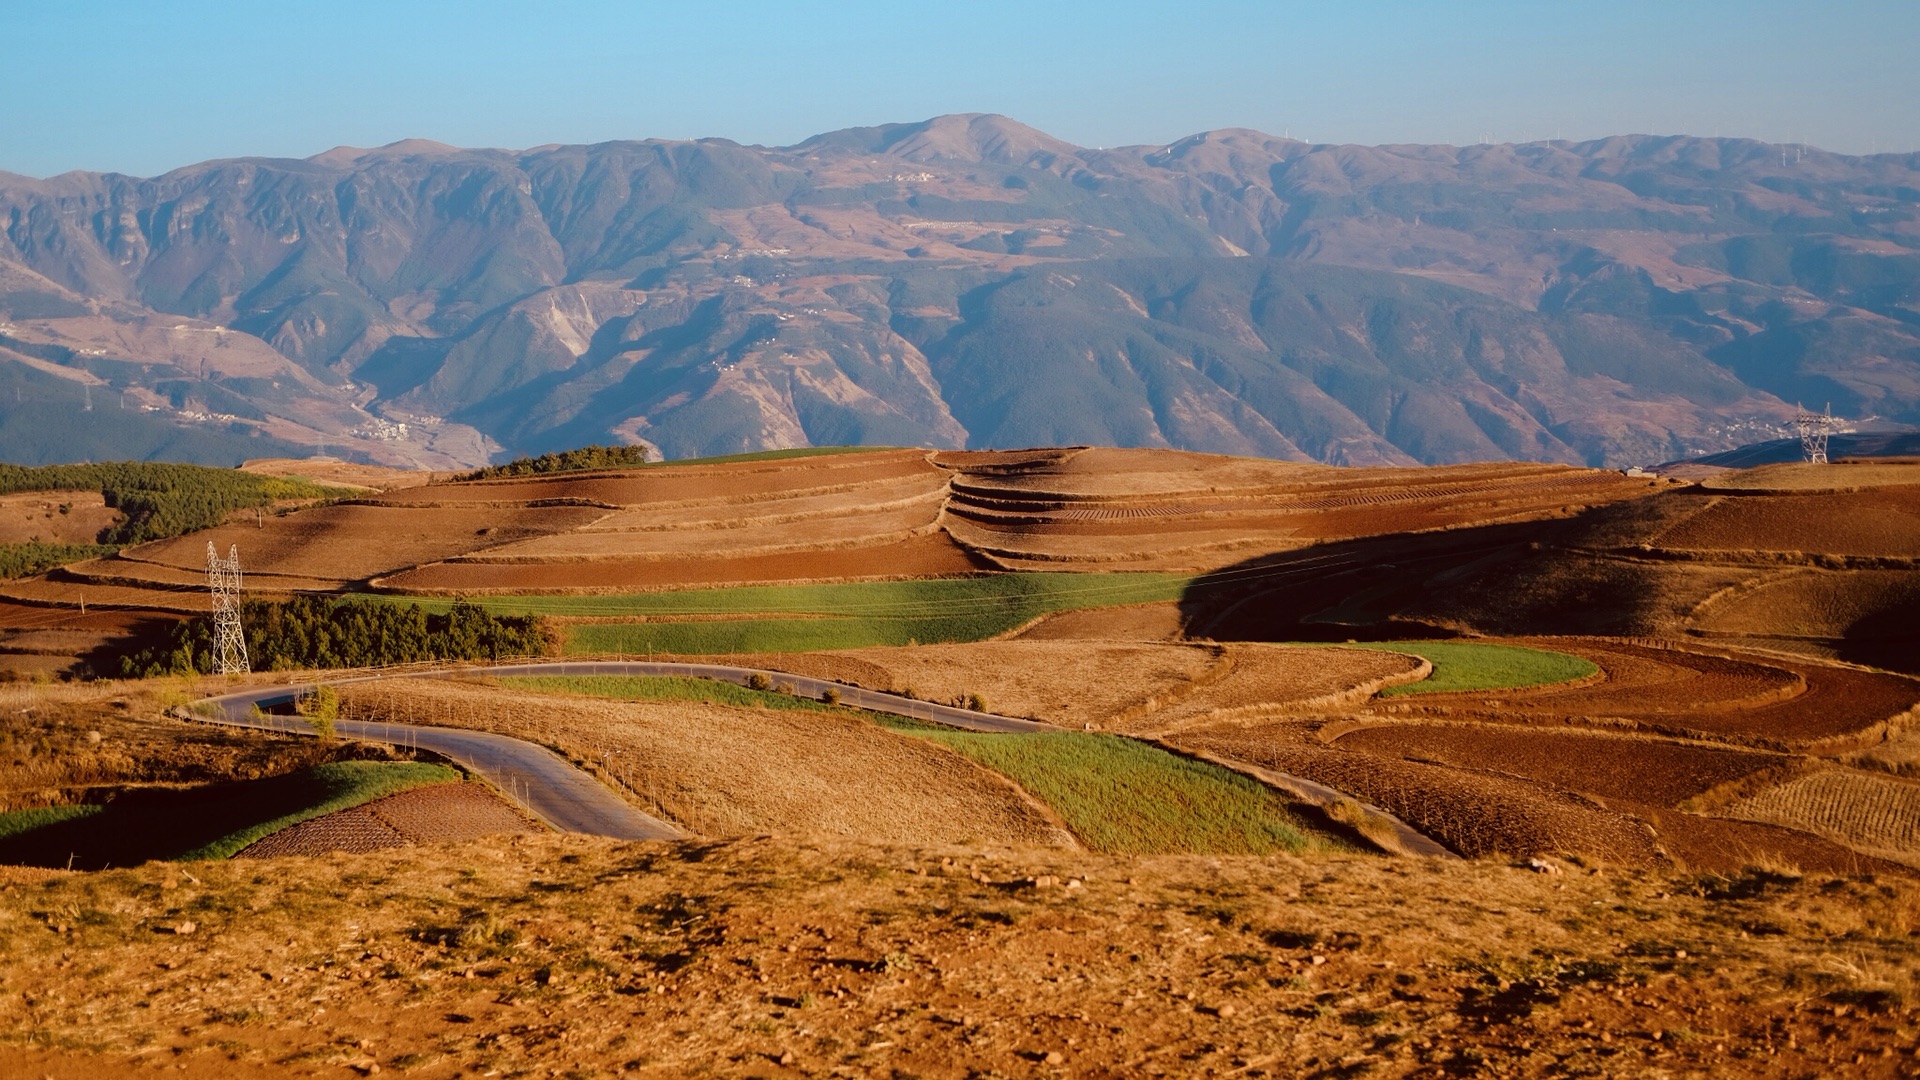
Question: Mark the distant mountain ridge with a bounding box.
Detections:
[1,113,1917,467]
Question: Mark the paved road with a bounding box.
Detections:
[194,660,1454,857]
[191,661,1049,842]
[195,682,683,840]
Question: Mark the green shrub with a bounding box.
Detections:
[454,444,651,482]
[298,685,340,739]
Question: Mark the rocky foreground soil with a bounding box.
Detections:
[1,833,1917,1078]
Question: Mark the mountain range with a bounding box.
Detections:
[2,113,1916,468]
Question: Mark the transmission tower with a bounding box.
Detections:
[206,542,250,675]
[1791,403,1837,464]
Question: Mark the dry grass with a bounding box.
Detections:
[728,641,1224,727]
[334,679,1066,848]
[0,679,415,812]
[3,833,1919,1078]
[1721,768,1920,867]
[1134,643,1424,735]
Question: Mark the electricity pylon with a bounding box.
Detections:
[1791,403,1836,464]
[206,542,249,675]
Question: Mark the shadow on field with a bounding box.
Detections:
[0,762,450,869]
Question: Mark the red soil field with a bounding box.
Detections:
[1695,569,1920,638]
[369,449,940,507]
[120,503,611,585]
[1373,639,1920,751]
[1173,719,1671,865]
[377,530,989,593]
[1652,490,1920,557]
[235,782,540,858]
[1331,723,1794,808]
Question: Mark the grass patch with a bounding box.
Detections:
[0,804,104,839]
[395,572,1192,655]
[1341,641,1598,696]
[878,718,1339,856]
[0,761,459,868]
[494,674,836,712]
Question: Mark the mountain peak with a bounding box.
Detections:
[308,138,464,168]
[792,113,1079,164]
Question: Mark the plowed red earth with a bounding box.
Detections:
[1653,490,1920,556]
[370,450,939,507]
[1378,639,1920,752]
[1174,719,1670,865]
[379,530,988,593]
[1331,724,1793,807]
[235,782,539,857]
[123,503,609,584]
[1175,720,1902,875]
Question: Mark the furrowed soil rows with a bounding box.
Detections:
[380,531,988,593]
[1331,723,1794,807]
[1652,490,1920,556]
[1695,569,1920,639]
[1720,768,1920,866]
[125,503,608,584]
[376,450,938,506]
[236,781,541,857]
[1011,600,1187,641]
[334,679,1065,847]
[1172,720,1668,864]
[1369,640,1920,751]
[468,499,939,560]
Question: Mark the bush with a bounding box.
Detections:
[965,692,988,712]
[298,685,340,739]
[454,444,651,482]
[821,687,841,705]
[747,673,772,691]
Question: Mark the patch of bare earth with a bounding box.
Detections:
[334,679,1065,848]
[4,834,1919,1078]
[0,490,117,544]
[236,782,542,858]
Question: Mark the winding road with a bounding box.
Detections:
[193,659,1451,858]
[192,661,1051,842]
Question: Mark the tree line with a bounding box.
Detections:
[0,462,336,545]
[109,596,553,678]
[453,444,651,482]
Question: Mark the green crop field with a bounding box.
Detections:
[395,572,1193,655]
[878,717,1344,856]
[1341,640,1598,696]
[0,761,459,869]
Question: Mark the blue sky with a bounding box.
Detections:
[5,0,1915,177]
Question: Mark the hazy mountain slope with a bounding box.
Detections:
[1,115,1916,465]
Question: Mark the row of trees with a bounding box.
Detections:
[110,596,553,678]
[0,462,335,545]
[0,541,119,580]
[453,444,651,481]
